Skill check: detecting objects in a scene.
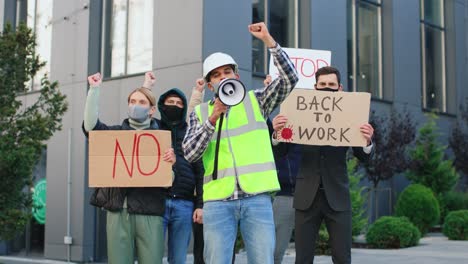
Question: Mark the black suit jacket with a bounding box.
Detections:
[293,145,371,212]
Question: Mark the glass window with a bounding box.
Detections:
[421,0,445,112]
[127,0,153,74]
[348,0,382,98]
[252,0,266,74]
[422,0,444,26]
[27,0,53,90]
[104,0,153,78]
[109,0,127,77]
[252,0,297,75]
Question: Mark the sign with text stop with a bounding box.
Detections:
[269,48,331,89]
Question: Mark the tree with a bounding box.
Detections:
[449,99,468,186]
[364,108,416,188]
[361,108,416,220]
[406,113,459,196]
[0,23,68,240]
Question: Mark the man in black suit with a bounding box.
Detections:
[292,66,374,264]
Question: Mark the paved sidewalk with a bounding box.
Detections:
[1,233,467,264]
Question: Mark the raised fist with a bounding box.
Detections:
[195,78,205,92]
[143,71,156,88]
[88,73,102,86]
[248,22,276,48]
[263,75,272,87]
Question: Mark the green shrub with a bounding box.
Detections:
[395,184,440,234]
[348,158,368,237]
[443,210,468,240]
[439,191,468,224]
[406,113,459,196]
[366,216,421,248]
[315,224,331,255]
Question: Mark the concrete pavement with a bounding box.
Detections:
[1,233,467,264]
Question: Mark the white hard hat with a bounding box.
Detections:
[203,52,238,82]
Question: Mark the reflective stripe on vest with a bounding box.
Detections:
[195,91,280,201]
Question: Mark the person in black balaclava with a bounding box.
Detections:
[144,72,204,264]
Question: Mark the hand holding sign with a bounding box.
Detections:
[272,114,288,140]
[88,72,102,87]
[248,22,276,48]
[163,148,176,165]
[360,123,374,145]
[143,71,156,89]
[273,115,288,132]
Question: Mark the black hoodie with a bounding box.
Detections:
[158,88,204,208]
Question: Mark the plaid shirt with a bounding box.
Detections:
[182,43,299,200]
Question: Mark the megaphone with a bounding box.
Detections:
[214,78,246,106]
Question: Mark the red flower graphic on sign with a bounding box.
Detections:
[278,125,294,142]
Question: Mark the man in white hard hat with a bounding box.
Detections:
[183,22,299,264]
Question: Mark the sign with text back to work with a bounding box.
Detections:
[269,48,331,88]
[279,89,371,147]
[89,130,173,187]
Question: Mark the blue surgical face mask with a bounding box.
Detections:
[128,105,150,122]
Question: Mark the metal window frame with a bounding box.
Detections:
[102,0,134,78]
[28,0,39,91]
[351,0,383,98]
[124,0,129,75]
[16,0,21,25]
[253,0,299,76]
[420,0,446,112]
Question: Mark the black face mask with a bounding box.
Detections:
[316,87,339,92]
[162,105,184,123]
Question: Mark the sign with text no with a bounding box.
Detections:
[269,48,331,88]
[279,89,371,147]
[88,130,172,187]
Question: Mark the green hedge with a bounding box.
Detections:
[315,225,331,255]
[440,191,468,224]
[366,216,421,248]
[443,210,468,240]
[395,184,440,234]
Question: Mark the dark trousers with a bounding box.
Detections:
[192,222,205,264]
[295,189,352,264]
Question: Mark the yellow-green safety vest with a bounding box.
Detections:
[195,91,280,202]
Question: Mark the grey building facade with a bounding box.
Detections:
[0,0,467,262]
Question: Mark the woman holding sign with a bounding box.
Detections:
[83,72,175,264]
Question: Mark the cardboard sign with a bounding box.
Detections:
[269,48,331,89]
[278,89,371,147]
[88,130,173,187]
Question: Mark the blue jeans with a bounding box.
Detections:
[163,198,194,264]
[203,194,275,264]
